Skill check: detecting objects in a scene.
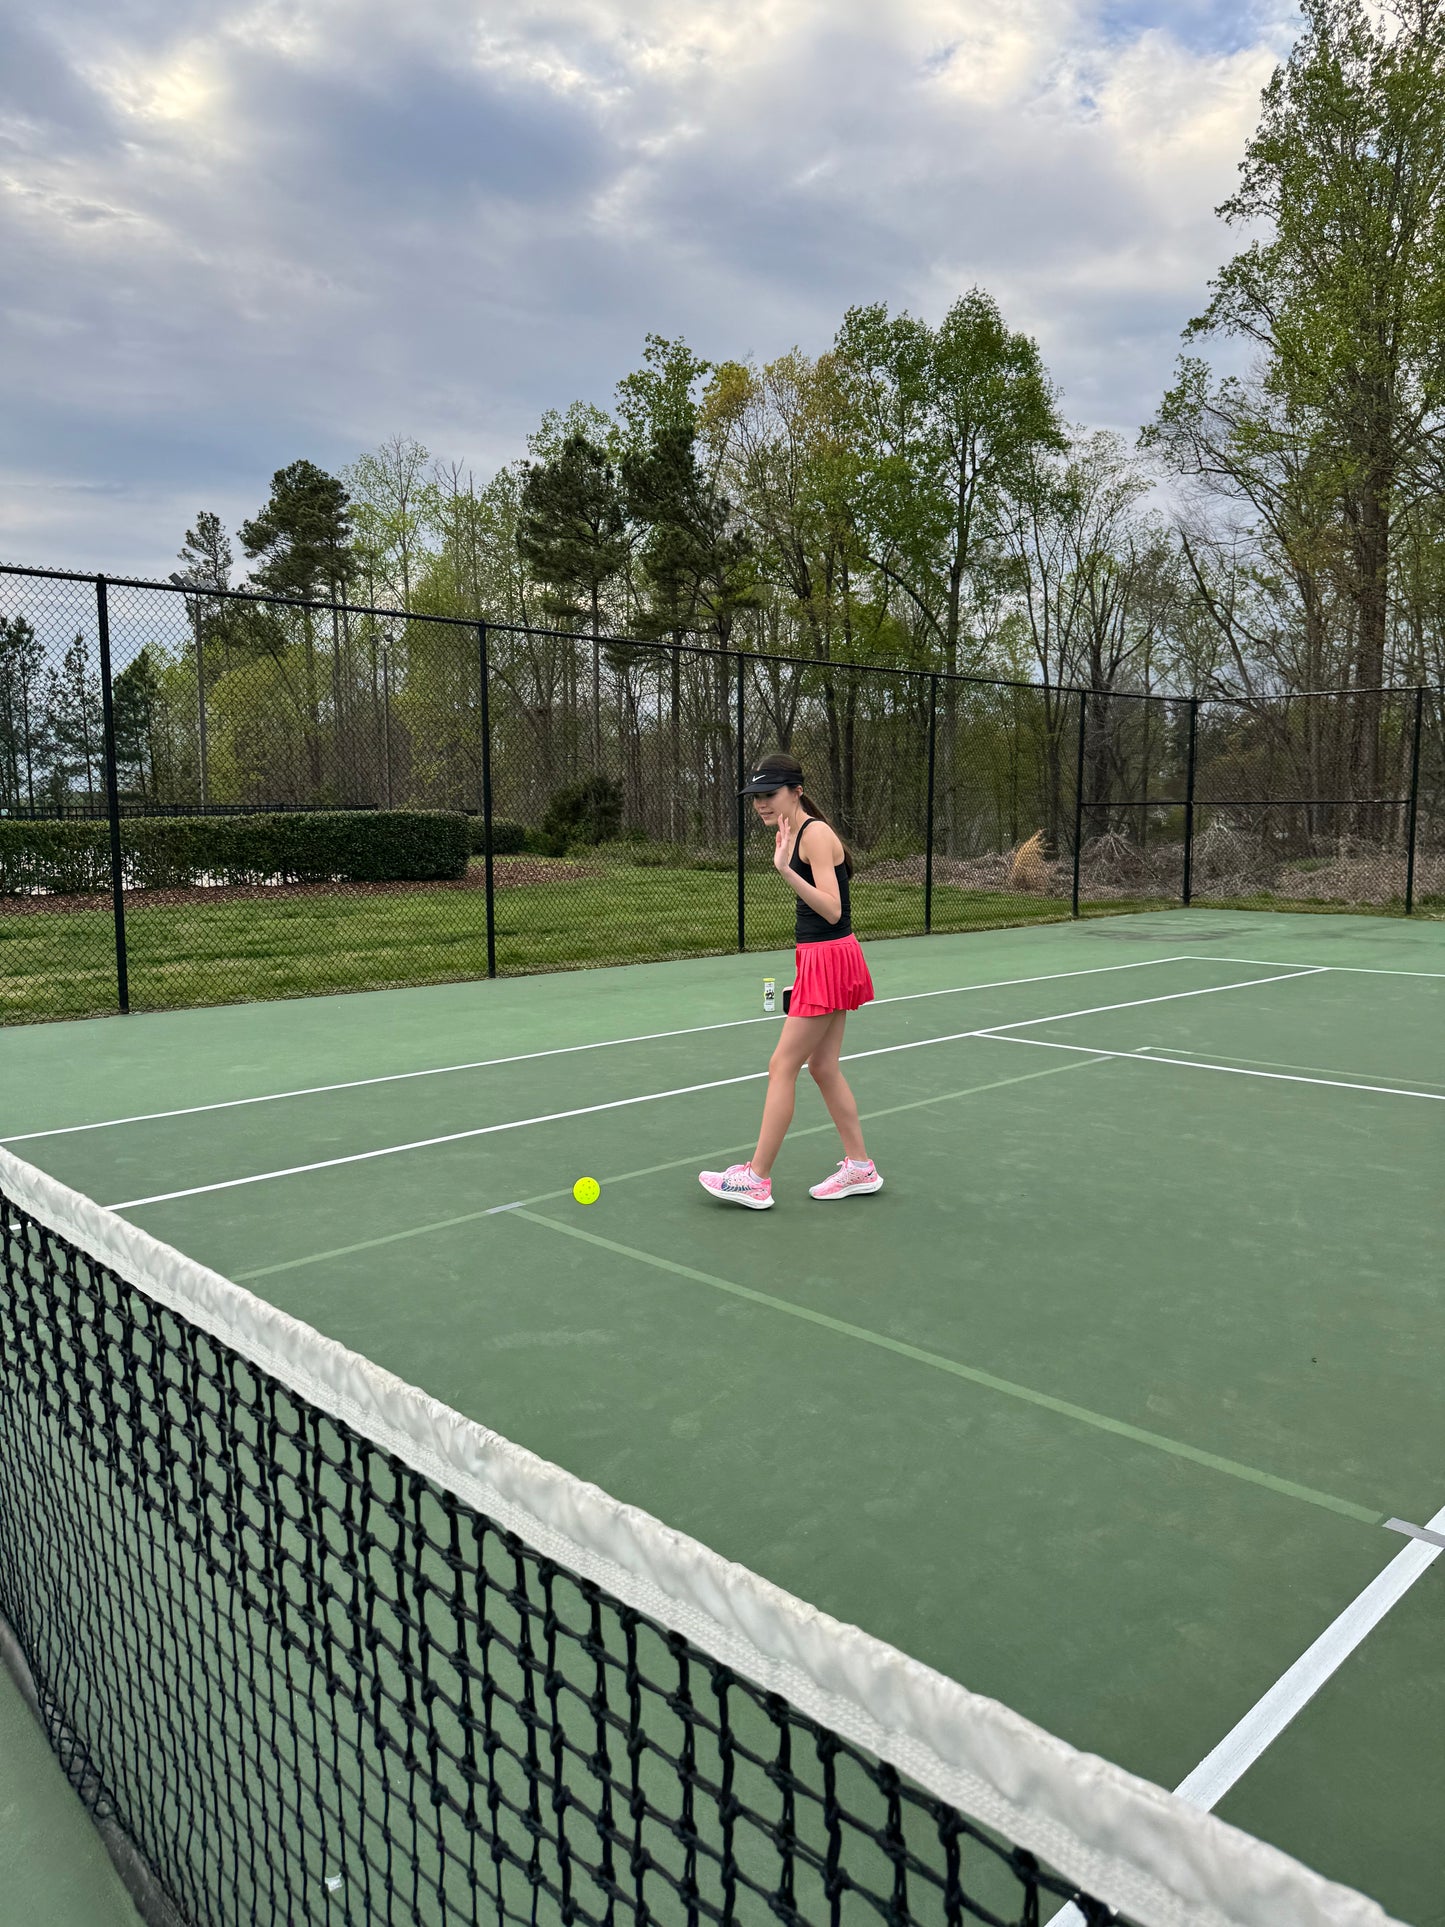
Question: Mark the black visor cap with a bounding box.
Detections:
[739,765,803,797]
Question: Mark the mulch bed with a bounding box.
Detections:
[0,858,598,917]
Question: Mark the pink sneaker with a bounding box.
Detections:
[699,1162,774,1210]
[809,1159,883,1201]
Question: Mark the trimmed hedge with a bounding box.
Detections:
[466,817,527,857]
[0,811,469,895]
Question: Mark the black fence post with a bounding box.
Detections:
[1404,684,1425,916]
[95,576,130,1014]
[1071,690,1087,917]
[477,621,497,979]
[736,651,747,952]
[924,675,938,934]
[195,604,210,808]
[1181,698,1199,907]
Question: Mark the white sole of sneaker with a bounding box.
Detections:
[810,1177,884,1200]
[699,1178,774,1209]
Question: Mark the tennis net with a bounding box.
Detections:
[0,1146,1396,1927]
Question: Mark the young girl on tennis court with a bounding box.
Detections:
[699,753,881,1210]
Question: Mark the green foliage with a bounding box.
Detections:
[834,292,1067,670]
[467,817,526,856]
[0,812,468,896]
[517,432,629,629]
[240,460,355,600]
[348,437,432,606]
[170,511,233,596]
[538,773,623,855]
[112,647,163,798]
[1162,0,1445,718]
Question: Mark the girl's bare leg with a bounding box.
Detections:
[806,1012,869,1162]
[751,1014,833,1178]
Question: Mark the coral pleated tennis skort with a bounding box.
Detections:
[790,933,874,1018]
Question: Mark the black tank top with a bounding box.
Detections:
[789,819,852,943]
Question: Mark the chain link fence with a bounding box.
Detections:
[2,565,1440,1023]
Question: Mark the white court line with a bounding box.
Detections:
[1150,1045,1445,1092]
[1050,1498,1445,1924]
[1180,952,1445,981]
[0,955,1194,1146]
[984,1035,1445,1102]
[106,968,1320,1211]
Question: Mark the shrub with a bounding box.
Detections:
[0,821,109,895]
[0,811,469,894]
[466,817,527,857]
[538,774,623,857]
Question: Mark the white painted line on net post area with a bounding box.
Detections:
[106,967,1322,1211]
[1050,1497,1445,1925]
[2,954,1199,1145]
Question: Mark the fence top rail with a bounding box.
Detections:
[0,561,1427,707]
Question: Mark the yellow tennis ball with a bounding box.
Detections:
[572,1176,601,1206]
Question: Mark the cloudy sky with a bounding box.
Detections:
[2,0,1300,580]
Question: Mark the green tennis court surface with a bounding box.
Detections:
[2,908,1440,1923]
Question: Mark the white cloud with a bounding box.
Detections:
[0,0,1303,578]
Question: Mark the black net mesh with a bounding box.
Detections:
[1074,694,1192,911]
[486,628,742,973]
[0,1176,1124,1927]
[1190,691,1425,912]
[0,571,124,1017]
[932,683,1080,925]
[2,565,1437,1025]
[1419,689,1445,913]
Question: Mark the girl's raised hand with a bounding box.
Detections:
[772,819,791,874]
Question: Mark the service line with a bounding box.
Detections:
[1,954,1195,1144]
[107,968,1322,1211]
[987,1035,1445,1102]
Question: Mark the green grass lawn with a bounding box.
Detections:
[0,862,1084,1022]
[4,858,1422,1024]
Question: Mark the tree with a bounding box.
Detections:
[173,510,232,595]
[517,431,630,765]
[834,293,1065,848]
[43,634,103,806]
[0,615,44,813]
[240,461,354,602]
[835,293,1066,677]
[240,462,356,791]
[618,336,758,837]
[112,646,163,799]
[702,349,914,839]
[518,431,629,633]
[1183,0,1445,788]
[169,510,234,805]
[1145,360,1353,701]
[1007,434,1180,840]
[347,435,431,609]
